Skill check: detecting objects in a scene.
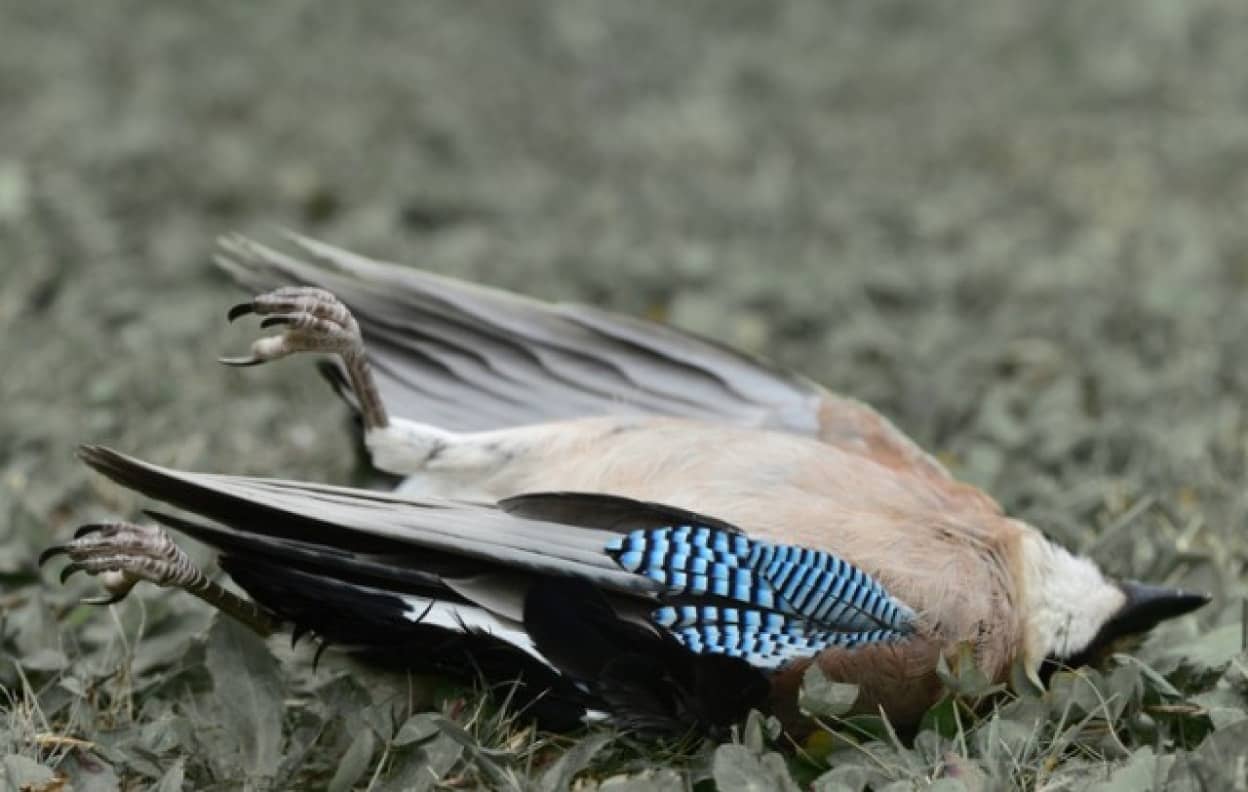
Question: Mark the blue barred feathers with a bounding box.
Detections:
[604,524,915,667]
[651,604,898,669]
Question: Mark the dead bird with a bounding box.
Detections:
[41,235,1210,736]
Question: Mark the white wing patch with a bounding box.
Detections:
[399,595,552,668]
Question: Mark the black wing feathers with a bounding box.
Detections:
[222,556,594,731]
[80,446,768,734]
[524,578,768,735]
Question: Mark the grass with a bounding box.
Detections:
[2,351,1244,789]
[2,604,1243,788]
[5,1,1248,788]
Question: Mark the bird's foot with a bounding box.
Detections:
[40,521,279,635]
[221,286,364,366]
[40,521,199,604]
[222,286,389,429]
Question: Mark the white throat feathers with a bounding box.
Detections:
[1018,531,1126,672]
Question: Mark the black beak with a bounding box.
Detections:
[1046,581,1211,676]
[1089,580,1211,657]
[1112,581,1211,636]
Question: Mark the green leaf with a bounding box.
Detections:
[539,732,612,792]
[376,749,430,792]
[914,730,953,766]
[835,714,893,743]
[1089,747,1158,792]
[429,717,514,789]
[1046,668,1109,719]
[1166,720,1248,789]
[758,753,803,792]
[598,768,686,791]
[1158,624,1243,692]
[140,715,188,755]
[1117,655,1181,700]
[713,744,800,792]
[19,648,68,672]
[358,698,399,743]
[741,709,781,754]
[1190,687,1248,729]
[1,755,55,787]
[872,779,919,792]
[419,733,463,786]
[204,615,285,785]
[11,593,59,657]
[936,643,1003,699]
[812,764,872,792]
[375,732,463,792]
[132,608,212,675]
[920,695,959,740]
[328,727,378,792]
[972,715,1036,762]
[1009,657,1043,699]
[154,757,186,792]
[799,664,860,719]
[315,674,372,732]
[376,747,433,792]
[1100,662,1141,721]
[393,713,442,746]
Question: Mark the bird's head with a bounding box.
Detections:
[1016,531,1210,683]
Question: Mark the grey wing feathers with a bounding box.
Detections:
[215,234,826,434]
[79,446,654,595]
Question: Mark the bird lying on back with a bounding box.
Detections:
[41,235,1210,736]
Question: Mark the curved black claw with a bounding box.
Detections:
[218,355,264,367]
[60,563,85,584]
[74,523,109,539]
[313,640,331,671]
[259,316,296,329]
[227,302,256,322]
[38,546,67,566]
[83,592,127,606]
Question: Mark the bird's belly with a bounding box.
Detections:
[391,415,1023,682]
[394,415,922,528]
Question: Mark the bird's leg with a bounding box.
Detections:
[222,286,389,430]
[39,522,280,637]
[219,286,547,485]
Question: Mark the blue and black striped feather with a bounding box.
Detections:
[605,524,915,667]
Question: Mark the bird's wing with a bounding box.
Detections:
[80,445,644,592]
[80,446,915,672]
[214,235,948,479]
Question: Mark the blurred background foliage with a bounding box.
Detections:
[1,1,1246,788]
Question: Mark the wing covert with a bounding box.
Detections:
[604,522,916,668]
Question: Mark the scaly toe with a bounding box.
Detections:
[247,288,352,326]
